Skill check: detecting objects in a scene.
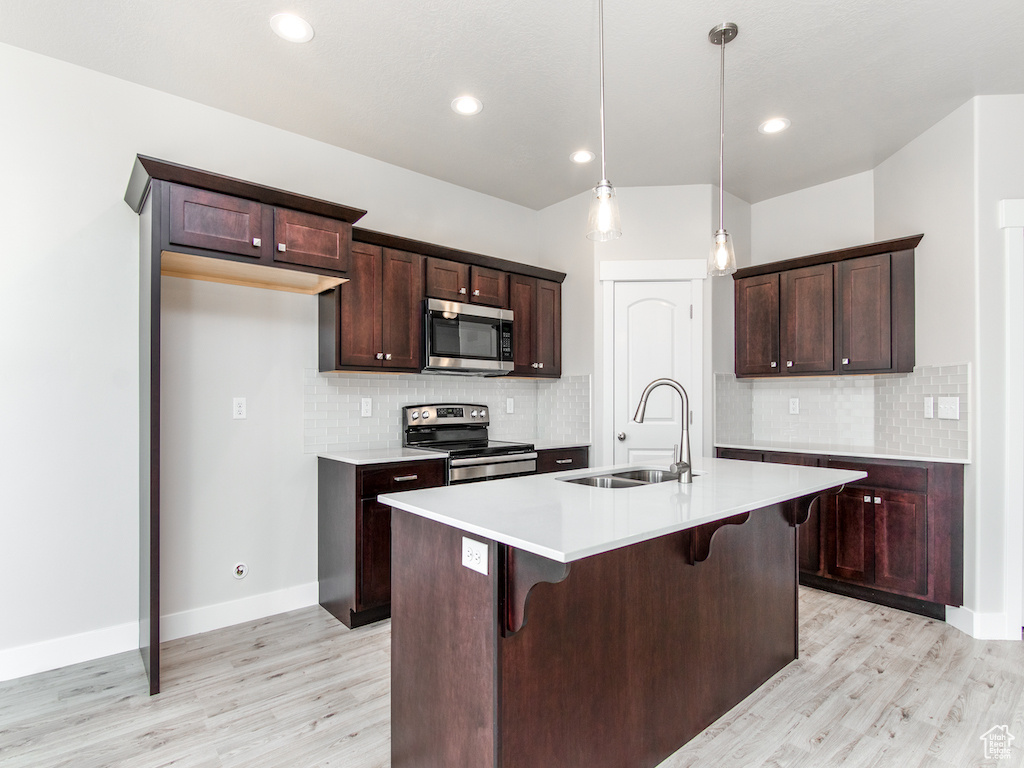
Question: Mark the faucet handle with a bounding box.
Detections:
[673,443,680,464]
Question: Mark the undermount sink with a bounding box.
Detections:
[561,467,694,488]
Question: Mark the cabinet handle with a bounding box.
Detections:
[770,361,777,368]
[538,362,544,369]
[278,243,287,252]
[375,353,384,360]
[459,287,467,294]
[394,475,418,482]
[786,361,793,368]
[532,362,539,368]
[874,496,882,504]
[252,238,262,247]
[842,358,850,365]
[473,289,480,296]
[555,458,573,465]
[385,353,392,360]
[863,495,871,503]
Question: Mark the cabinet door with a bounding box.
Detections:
[826,487,874,584]
[716,448,763,461]
[273,208,351,273]
[381,249,425,370]
[839,254,892,372]
[338,243,384,368]
[357,500,392,611]
[734,274,780,376]
[780,264,834,374]
[509,274,536,374]
[534,279,561,377]
[470,266,509,307]
[873,490,928,595]
[168,184,265,258]
[425,257,470,301]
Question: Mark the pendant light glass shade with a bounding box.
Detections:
[707,229,736,275]
[587,181,622,241]
[708,22,738,276]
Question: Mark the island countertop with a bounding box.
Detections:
[379,458,866,563]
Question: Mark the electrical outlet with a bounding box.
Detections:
[361,397,372,417]
[506,397,515,414]
[789,397,799,415]
[937,396,960,420]
[462,537,488,575]
[233,397,246,420]
[924,396,934,419]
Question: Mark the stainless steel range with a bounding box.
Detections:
[402,403,536,484]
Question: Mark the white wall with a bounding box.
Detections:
[0,42,543,678]
[751,171,875,265]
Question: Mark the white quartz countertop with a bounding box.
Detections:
[716,441,971,465]
[318,448,447,465]
[380,459,866,563]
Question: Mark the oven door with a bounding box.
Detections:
[449,453,538,484]
[424,299,513,374]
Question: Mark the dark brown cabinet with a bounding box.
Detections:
[733,235,921,378]
[167,182,352,274]
[318,457,446,628]
[716,447,962,617]
[425,257,509,307]
[510,274,561,377]
[319,244,425,372]
[536,446,590,474]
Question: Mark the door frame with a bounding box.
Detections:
[597,260,706,467]
[999,199,1024,638]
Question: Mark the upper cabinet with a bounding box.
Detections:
[510,275,561,377]
[733,235,921,378]
[425,257,509,308]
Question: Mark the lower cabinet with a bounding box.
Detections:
[318,457,446,628]
[536,446,589,474]
[716,448,963,616]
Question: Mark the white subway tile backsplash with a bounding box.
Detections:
[715,364,970,461]
[303,371,591,453]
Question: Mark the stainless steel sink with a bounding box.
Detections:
[609,469,680,483]
[563,475,646,489]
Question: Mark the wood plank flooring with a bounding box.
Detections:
[1,588,1021,767]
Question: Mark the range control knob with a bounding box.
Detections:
[421,409,431,420]
[411,411,419,420]
[471,409,479,418]
[480,409,487,418]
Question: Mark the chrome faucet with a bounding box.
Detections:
[633,378,692,483]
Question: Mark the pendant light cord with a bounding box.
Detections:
[718,32,725,232]
[599,0,608,183]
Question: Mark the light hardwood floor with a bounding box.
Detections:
[1,588,1021,767]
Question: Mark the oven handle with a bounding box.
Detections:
[450,452,538,467]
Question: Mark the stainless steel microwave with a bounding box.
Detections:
[423,298,514,375]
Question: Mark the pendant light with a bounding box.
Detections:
[707,22,738,276]
[586,0,622,241]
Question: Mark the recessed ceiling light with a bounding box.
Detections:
[270,13,314,43]
[570,150,596,164]
[451,96,483,116]
[758,117,791,134]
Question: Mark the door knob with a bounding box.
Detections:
[617,432,626,441]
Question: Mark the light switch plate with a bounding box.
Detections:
[506,397,515,414]
[462,537,488,575]
[937,396,960,420]
[924,396,934,419]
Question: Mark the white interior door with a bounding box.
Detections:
[613,281,697,466]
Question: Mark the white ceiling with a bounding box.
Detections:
[2,0,1024,209]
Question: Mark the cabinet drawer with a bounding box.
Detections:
[359,460,445,497]
[537,447,589,474]
[716,448,763,461]
[826,458,928,493]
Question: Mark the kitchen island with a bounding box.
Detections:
[380,459,866,768]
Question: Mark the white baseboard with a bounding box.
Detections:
[160,581,320,642]
[0,621,138,682]
[0,582,321,682]
[946,605,1023,641]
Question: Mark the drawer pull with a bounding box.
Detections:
[394,475,419,482]
[874,496,882,504]
[863,495,871,503]
[555,458,574,465]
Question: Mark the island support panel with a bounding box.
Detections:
[391,502,800,768]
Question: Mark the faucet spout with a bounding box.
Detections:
[632,378,692,483]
